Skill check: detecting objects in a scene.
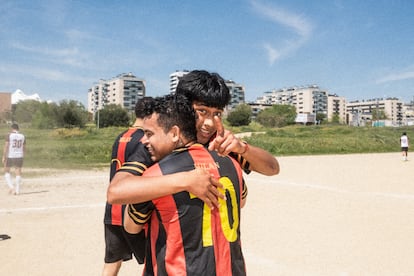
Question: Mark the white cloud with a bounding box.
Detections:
[250,0,313,65]
[0,63,91,83]
[65,29,94,43]
[10,41,87,67]
[10,41,78,57]
[263,43,281,65]
[376,70,414,84]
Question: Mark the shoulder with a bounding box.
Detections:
[156,147,196,174]
[143,162,162,176]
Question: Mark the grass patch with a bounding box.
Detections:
[0,125,124,169]
[1,124,412,169]
[242,125,412,156]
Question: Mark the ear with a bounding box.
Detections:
[170,125,181,143]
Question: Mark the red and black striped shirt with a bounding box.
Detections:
[130,144,246,275]
[104,127,152,226]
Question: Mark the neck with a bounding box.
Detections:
[178,137,196,148]
[184,140,196,147]
[132,118,143,128]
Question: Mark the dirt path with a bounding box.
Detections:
[1,153,414,275]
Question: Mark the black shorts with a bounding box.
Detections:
[104,224,146,264]
[5,158,24,168]
[401,147,408,152]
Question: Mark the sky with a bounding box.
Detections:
[1,0,414,107]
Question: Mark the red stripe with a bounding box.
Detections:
[116,128,136,169]
[150,214,159,275]
[154,195,186,275]
[146,162,187,274]
[144,164,165,276]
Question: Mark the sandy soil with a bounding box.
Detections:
[1,152,414,276]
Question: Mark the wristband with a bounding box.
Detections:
[240,141,249,155]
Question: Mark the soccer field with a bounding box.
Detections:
[1,153,414,275]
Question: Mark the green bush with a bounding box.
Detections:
[256,105,296,127]
[96,104,130,128]
[226,104,251,126]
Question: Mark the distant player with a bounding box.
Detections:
[2,123,25,195]
[400,132,409,161]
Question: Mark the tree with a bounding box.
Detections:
[256,104,296,128]
[32,102,59,129]
[371,108,387,121]
[316,113,326,124]
[96,104,130,128]
[13,100,42,123]
[226,104,252,126]
[57,100,89,128]
[330,113,340,124]
[12,99,88,128]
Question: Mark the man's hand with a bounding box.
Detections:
[184,168,225,210]
[208,116,246,156]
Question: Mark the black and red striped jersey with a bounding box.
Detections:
[129,143,247,275]
[104,126,152,226]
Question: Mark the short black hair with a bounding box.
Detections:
[135,97,154,119]
[148,94,197,141]
[175,70,230,110]
[11,123,19,130]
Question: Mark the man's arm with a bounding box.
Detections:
[2,140,9,164]
[22,137,26,156]
[237,142,280,176]
[123,205,145,234]
[107,168,224,209]
[208,117,279,176]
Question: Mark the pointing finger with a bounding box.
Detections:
[214,115,224,137]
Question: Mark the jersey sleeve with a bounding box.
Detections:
[241,179,248,200]
[229,152,251,174]
[118,143,154,176]
[128,201,155,225]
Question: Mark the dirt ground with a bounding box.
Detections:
[1,152,414,276]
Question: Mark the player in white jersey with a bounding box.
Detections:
[2,123,26,195]
[400,132,409,161]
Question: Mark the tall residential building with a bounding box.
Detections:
[402,102,414,126]
[327,94,347,123]
[346,97,403,126]
[225,80,245,110]
[247,102,272,119]
[88,73,146,116]
[169,70,189,94]
[169,70,245,111]
[256,85,328,116]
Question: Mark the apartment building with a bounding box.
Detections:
[255,86,357,124]
[347,98,404,126]
[402,102,414,126]
[169,70,189,94]
[247,102,272,119]
[327,94,347,123]
[88,73,146,116]
[225,80,245,110]
[256,85,329,119]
